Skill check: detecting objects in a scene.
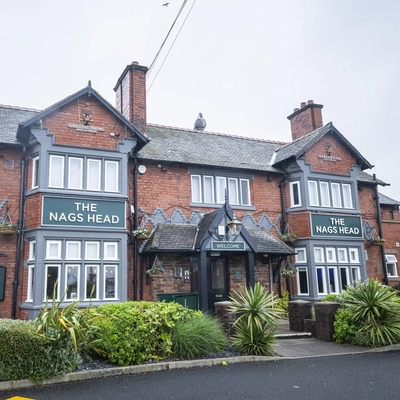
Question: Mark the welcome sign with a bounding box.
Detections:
[42,197,125,228]
[310,214,363,238]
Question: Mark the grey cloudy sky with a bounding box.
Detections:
[1,1,399,200]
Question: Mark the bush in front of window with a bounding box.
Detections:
[273,290,290,317]
[92,301,201,366]
[333,279,400,347]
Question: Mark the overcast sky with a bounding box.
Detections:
[1,1,399,201]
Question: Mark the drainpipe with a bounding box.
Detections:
[12,146,26,319]
[133,158,139,300]
[373,174,388,285]
[279,175,287,233]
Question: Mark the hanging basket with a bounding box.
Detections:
[370,240,385,247]
[0,226,17,235]
[136,233,150,240]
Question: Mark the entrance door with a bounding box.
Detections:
[208,258,228,311]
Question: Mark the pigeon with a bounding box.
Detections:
[162,2,169,6]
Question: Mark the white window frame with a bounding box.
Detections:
[191,175,202,203]
[319,181,330,207]
[385,255,398,277]
[349,248,360,263]
[289,181,301,207]
[45,264,60,301]
[326,247,336,263]
[49,155,65,188]
[29,240,36,261]
[105,160,119,192]
[203,175,215,203]
[314,247,325,263]
[228,178,239,205]
[46,240,62,260]
[308,180,319,206]
[331,183,342,208]
[66,241,81,260]
[85,265,99,300]
[342,184,353,209]
[65,264,80,301]
[338,248,348,263]
[27,265,34,302]
[316,266,327,295]
[297,267,309,295]
[340,266,350,290]
[216,177,226,204]
[85,241,100,260]
[104,242,118,260]
[351,266,361,282]
[295,248,307,263]
[328,266,339,294]
[32,156,39,189]
[240,179,251,206]
[104,265,118,299]
[68,157,83,190]
[87,159,101,191]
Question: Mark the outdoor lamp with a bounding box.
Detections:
[227,213,243,236]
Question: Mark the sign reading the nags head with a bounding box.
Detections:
[310,214,362,238]
[42,197,125,228]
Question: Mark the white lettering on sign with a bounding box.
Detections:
[68,123,105,133]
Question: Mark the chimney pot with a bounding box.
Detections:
[307,100,314,105]
[131,61,139,65]
[300,102,307,108]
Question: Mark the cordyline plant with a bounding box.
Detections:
[228,282,282,355]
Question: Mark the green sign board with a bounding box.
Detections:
[0,266,5,301]
[212,241,245,251]
[42,197,126,228]
[310,214,362,238]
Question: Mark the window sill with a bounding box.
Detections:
[190,202,256,211]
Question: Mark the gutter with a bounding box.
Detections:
[12,146,26,319]
[279,174,287,233]
[133,158,139,300]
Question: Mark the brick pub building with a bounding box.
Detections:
[0,61,399,319]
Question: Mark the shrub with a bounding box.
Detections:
[274,290,289,317]
[336,279,400,347]
[228,282,281,356]
[322,293,341,303]
[93,301,199,365]
[0,319,80,382]
[172,313,228,358]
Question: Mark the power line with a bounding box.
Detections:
[147,0,197,94]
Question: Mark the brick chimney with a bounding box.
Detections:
[114,61,148,133]
[287,100,323,141]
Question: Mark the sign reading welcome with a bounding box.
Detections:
[42,197,125,228]
[211,242,245,251]
[310,214,362,238]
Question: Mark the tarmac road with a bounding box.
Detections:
[3,351,400,400]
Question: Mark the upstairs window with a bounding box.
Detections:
[32,156,39,189]
[191,174,251,206]
[386,255,398,277]
[308,179,354,209]
[48,155,119,193]
[289,181,301,207]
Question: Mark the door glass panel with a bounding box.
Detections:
[211,261,225,290]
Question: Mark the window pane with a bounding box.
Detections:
[298,268,309,294]
[350,248,360,263]
[46,240,61,259]
[240,179,250,206]
[340,267,349,290]
[314,247,324,262]
[316,267,326,294]
[295,248,307,263]
[27,266,34,301]
[331,183,342,208]
[328,267,339,293]
[326,248,336,262]
[46,265,59,300]
[320,182,330,207]
[29,241,36,261]
[342,184,353,208]
[85,242,99,259]
[32,157,39,189]
[290,181,301,207]
[104,242,118,260]
[87,159,101,191]
[49,155,64,188]
[104,265,117,299]
[85,265,98,299]
[338,248,348,263]
[105,161,119,192]
[191,175,202,202]
[308,181,319,206]
[203,176,214,203]
[66,265,80,300]
[68,157,83,189]
[216,177,226,204]
[228,178,239,205]
[352,267,361,281]
[66,241,81,259]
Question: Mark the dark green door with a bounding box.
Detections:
[208,258,228,311]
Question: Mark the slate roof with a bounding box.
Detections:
[0,105,39,145]
[273,122,373,170]
[138,124,285,173]
[142,221,295,255]
[358,171,388,186]
[379,192,400,206]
